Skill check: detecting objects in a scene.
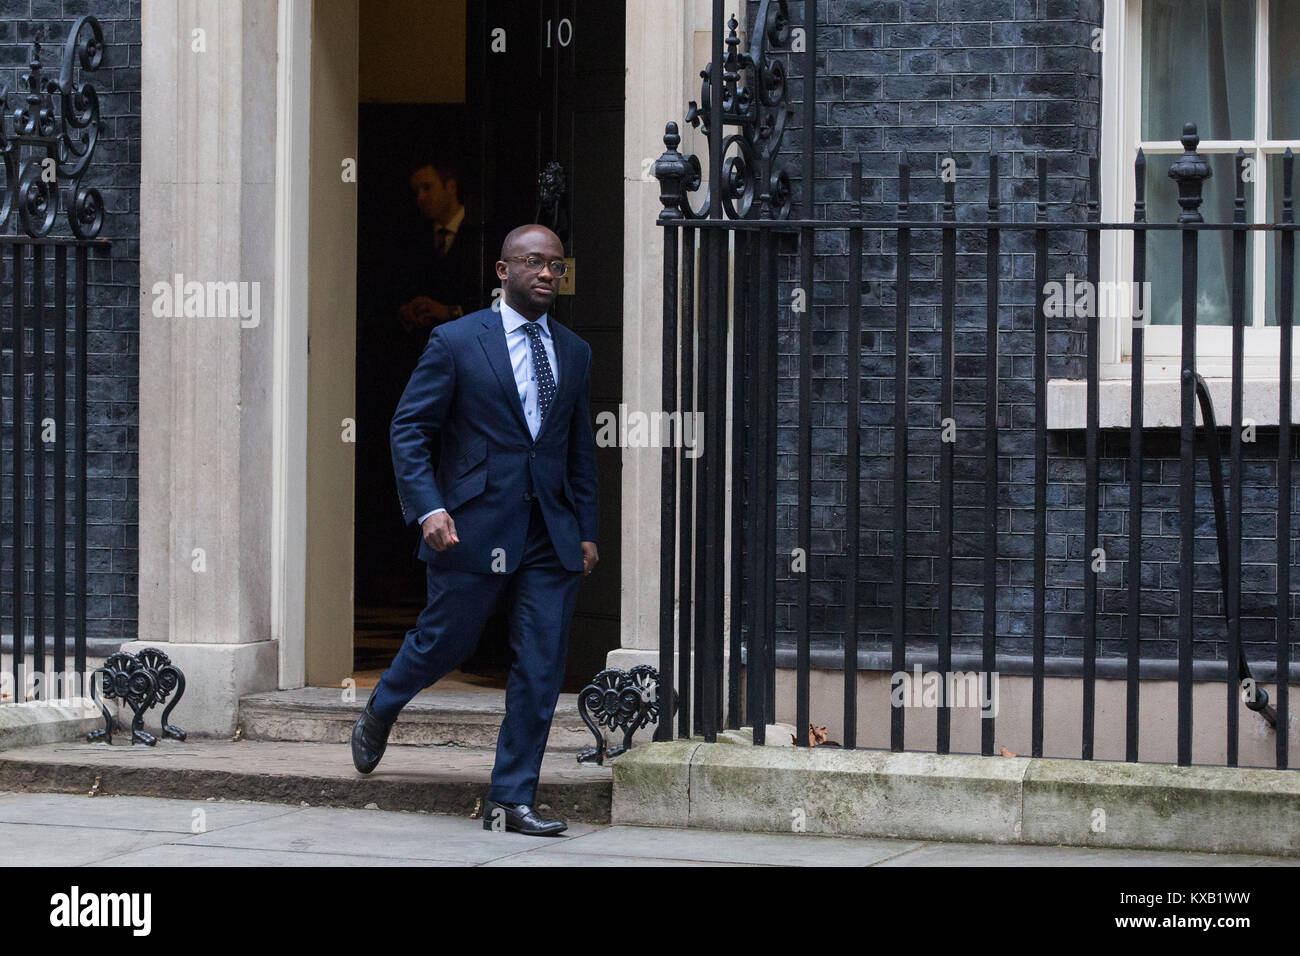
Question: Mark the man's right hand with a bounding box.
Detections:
[422,511,460,551]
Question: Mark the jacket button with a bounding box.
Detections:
[530,451,536,459]
[523,492,531,501]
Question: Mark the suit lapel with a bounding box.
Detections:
[477,310,574,443]
[478,313,533,439]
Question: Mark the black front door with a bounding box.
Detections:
[467,0,624,685]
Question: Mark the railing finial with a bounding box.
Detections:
[1168,121,1212,224]
[654,121,690,223]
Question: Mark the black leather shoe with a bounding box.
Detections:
[351,688,392,774]
[481,799,567,836]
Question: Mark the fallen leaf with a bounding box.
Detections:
[806,724,843,747]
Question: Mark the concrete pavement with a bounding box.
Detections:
[1,791,1294,866]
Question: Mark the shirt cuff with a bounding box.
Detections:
[417,508,446,525]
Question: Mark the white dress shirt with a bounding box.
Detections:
[436,204,465,255]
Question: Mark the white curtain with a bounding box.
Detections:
[1267,2,1300,323]
[1142,0,1255,326]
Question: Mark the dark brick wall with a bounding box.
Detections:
[748,0,1300,671]
[0,0,139,647]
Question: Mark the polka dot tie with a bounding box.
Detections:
[522,321,556,424]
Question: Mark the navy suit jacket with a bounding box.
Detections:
[390,307,599,574]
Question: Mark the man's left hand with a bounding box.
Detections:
[581,541,599,577]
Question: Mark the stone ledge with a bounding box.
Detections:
[1048,375,1300,430]
[0,699,104,751]
[120,640,278,736]
[612,740,1300,857]
[1021,757,1300,856]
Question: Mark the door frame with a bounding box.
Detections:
[271,0,313,690]
[272,0,363,690]
[273,0,693,690]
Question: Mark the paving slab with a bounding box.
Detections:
[0,739,612,822]
[0,821,179,867]
[871,841,1294,867]
[87,844,456,867]
[0,791,302,832]
[180,804,601,864]
[535,824,925,866]
[479,852,749,866]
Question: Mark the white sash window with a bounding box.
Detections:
[1101,0,1300,372]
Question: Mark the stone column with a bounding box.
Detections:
[615,0,731,670]
[131,0,280,734]
[615,0,686,667]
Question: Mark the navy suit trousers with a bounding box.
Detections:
[370,498,582,804]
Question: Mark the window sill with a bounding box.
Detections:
[1046,368,1300,430]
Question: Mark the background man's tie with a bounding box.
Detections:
[522,321,556,424]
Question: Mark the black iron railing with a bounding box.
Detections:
[1193,374,1278,732]
[1,18,109,704]
[652,0,1295,769]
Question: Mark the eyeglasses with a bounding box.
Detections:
[504,255,568,277]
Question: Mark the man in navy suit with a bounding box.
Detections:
[351,224,599,836]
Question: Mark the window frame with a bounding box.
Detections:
[1100,0,1300,375]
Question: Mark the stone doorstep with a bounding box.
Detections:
[237,687,597,751]
[612,740,1300,858]
[0,738,613,823]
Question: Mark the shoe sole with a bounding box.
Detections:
[481,821,567,836]
[480,802,567,835]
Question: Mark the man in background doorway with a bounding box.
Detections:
[398,155,482,339]
[355,152,486,610]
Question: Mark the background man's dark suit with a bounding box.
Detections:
[370,306,599,805]
[399,217,485,332]
[354,212,488,607]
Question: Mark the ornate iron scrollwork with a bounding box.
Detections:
[88,649,187,746]
[656,2,795,221]
[0,17,106,239]
[576,665,676,765]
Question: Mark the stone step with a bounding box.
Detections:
[0,738,613,823]
[238,687,598,752]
